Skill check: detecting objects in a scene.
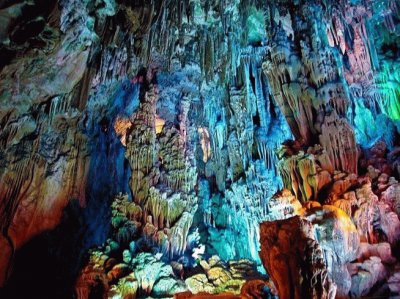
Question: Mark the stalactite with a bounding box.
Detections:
[319,112,358,174]
[2,0,400,297]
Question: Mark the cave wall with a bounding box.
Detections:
[0,0,399,298]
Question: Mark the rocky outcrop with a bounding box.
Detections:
[348,256,387,298]
[304,206,359,297]
[350,241,398,297]
[263,166,400,298]
[260,216,336,299]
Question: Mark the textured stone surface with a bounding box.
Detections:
[304,205,359,297]
[260,216,336,299]
[0,0,400,298]
[348,256,388,298]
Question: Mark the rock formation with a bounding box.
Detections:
[0,0,399,298]
[260,216,337,299]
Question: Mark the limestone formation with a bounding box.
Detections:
[0,0,400,298]
[260,216,336,299]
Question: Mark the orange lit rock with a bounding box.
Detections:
[155,114,165,134]
[259,216,336,299]
[332,199,352,216]
[114,116,132,146]
[303,200,322,210]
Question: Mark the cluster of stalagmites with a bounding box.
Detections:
[75,193,277,299]
[113,82,200,261]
